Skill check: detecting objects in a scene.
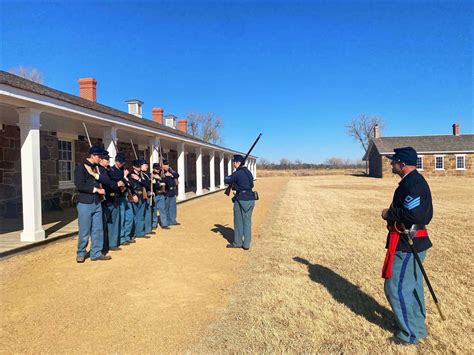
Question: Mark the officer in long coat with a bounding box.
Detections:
[381,147,433,344]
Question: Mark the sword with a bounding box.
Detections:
[396,223,446,321]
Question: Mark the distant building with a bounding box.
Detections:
[363,124,473,178]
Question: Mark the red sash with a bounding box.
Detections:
[382,225,428,279]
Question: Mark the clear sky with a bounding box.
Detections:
[1,0,472,163]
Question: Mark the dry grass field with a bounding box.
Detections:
[1,175,472,354]
[196,175,473,354]
[257,168,364,177]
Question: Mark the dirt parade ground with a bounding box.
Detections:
[1,175,473,354]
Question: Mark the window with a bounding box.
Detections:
[435,155,444,170]
[456,155,465,170]
[58,140,73,182]
[416,156,424,170]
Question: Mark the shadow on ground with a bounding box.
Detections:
[0,207,77,235]
[293,256,393,331]
[211,224,234,243]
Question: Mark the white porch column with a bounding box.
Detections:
[227,155,232,175]
[17,108,45,242]
[177,143,186,201]
[254,159,257,179]
[209,150,216,191]
[103,127,118,165]
[184,151,190,186]
[219,152,225,188]
[150,137,159,167]
[195,147,203,195]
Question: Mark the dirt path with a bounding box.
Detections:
[0,178,288,354]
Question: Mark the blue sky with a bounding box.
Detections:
[1,0,472,163]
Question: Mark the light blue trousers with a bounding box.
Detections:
[165,195,177,225]
[154,194,168,228]
[77,202,103,259]
[384,250,427,343]
[233,200,255,248]
[134,199,146,237]
[103,202,120,248]
[144,199,152,234]
[120,198,134,243]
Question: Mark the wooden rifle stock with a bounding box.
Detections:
[224,133,262,196]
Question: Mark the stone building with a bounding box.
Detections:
[363,124,473,178]
[0,71,257,242]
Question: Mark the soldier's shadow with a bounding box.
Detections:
[211,224,234,243]
[293,257,393,331]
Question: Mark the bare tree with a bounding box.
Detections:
[346,114,384,174]
[258,158,271,168]
[8,65,44,84]
[186,112,223,143]
[346,114,384,152]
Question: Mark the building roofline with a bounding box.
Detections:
[0,71,257,158]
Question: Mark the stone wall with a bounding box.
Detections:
[0,125,21,217]
[368,146,382,178]
[381,154,474,178]
[0,124,230,217]
[0,126,80,218]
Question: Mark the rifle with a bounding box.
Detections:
[82,122,105,201]
[155,145,166,193]
[149,143,155,207]
[224,133,262,196]
[130,139,148,200]
[111,139,133,202]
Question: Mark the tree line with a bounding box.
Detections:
[257,158,365,170]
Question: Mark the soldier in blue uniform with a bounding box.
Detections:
[93,150,124,253]
[381,147,433,344]
[161,159,180,226]
[128,159,149,238]
[141,160,153,235]
[224,154,256,250]
[74,145,111,262]
[110,152,135,246]
[152,163,169,229]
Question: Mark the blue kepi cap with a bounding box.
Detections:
[233,154,244,163]
[387,147,418,166]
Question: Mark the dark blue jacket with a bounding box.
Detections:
[224,166,254,201]
[162,170,179,197]
[110,165,126,196]
[386,170,433,253]
[152,170,166,195]
[141,172,151,194]
[98,165,120,204]
[128,168,145,197]
[74,159,102,205]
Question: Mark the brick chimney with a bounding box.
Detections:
[177,119,188,133]
[452,123,460,136]
[78,78,97,102]
[373,124,380,138]
[152,108,164,124]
